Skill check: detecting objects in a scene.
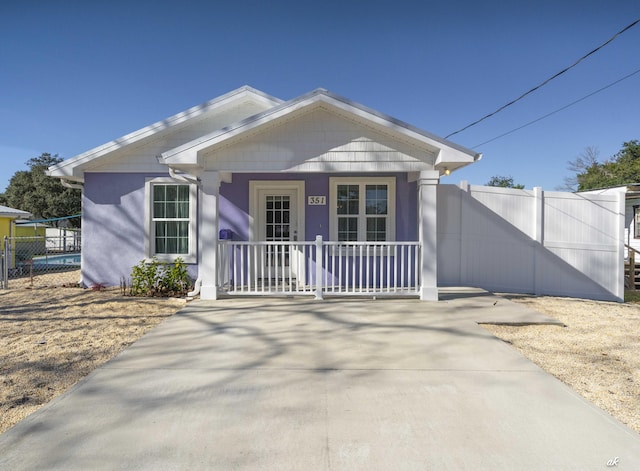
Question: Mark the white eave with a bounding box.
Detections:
[160,88,481,171]
[47,86,283,181]
[0,205,32,219]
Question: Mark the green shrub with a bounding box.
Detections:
[130,257,192,297]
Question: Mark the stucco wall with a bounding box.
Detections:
[82,172,417,287]
[83,173,149,287]
[220,173,417,242]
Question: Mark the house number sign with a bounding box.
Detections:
[307,196,326,205]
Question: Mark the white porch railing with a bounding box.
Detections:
[217,236,421,298]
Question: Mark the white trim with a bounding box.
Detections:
[144,177,197,263]
[48,86,283,180]
[329,177,396,242]
[161,90,479,168]
[248,180,306,242]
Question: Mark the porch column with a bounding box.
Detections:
[199,171,220,300]
[418,170,440,301]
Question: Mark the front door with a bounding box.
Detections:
[250,181,305,282]
[262,191,296,277]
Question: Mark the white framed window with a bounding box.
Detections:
[145,177,197,263]
[635,206,640,239]
[329,177,396,242]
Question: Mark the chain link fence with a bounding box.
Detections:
[1,233,81,289]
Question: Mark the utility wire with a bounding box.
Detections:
[445,18,640,139]
[472,66,640,148]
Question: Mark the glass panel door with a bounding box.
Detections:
[259,189,299,279]
[265,195,291,272]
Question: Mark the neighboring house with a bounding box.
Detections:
[47,86,624,301]
[620,185,640,255]
[14,220,47,238]
[0,205,33,270]
[45,227,81,252]
[579,184,638,254]
[0,206,32,242]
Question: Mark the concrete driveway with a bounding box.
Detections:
[1,288,639,470]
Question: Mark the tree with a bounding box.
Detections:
[560,146,600,191]
[565,140,640,192]
[486,175,525,189]
[0,153,81,227]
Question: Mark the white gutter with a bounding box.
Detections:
[60,179,84,190]
[168,166,200,185]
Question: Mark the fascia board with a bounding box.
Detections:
[161,94,326,163]
[47,86,283,178]
[0,207,31,218]
[316,90,480,161]
[162,89,480,165]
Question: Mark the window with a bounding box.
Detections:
[635,206,640,239]
[145,178,197,263]
[330,177,395,242]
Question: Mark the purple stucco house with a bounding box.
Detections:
[48,86,625,302]
[48,87,480,300]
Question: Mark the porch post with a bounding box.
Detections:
[418,170,440,301]
[199,171,220,300]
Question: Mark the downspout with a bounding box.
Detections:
[187,170,203,296]
[169,167,199,185]
[165,164,203,297]
[187,278,202,297]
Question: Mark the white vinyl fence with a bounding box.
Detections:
[437,183,624,302]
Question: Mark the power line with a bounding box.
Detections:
[445,18,640,139]
[15,214,81,224]
[472,66,640,148]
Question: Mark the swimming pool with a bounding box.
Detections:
[32,253,81,267]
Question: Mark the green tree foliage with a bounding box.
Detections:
[486,175,525,189]
[567,140,640,191]
[0,153,81,227]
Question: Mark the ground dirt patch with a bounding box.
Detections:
[482,294,640,434]
[0,284,185,434]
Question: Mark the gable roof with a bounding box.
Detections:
[0,205,32,219]
[48,87,481,181]
[47,86,283,181]
[160,88,481,171]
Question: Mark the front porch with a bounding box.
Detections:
[217,237,421,298]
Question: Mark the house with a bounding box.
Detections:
[47,87,624,301]
[616,184,640,255]
[0,205,33,270]
[0,206,32,241]
[579,184,640,288]
[14,220,47,238]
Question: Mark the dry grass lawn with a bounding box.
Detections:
[1,272,639,437]
[483,294,640,435]
[0,272,185,434]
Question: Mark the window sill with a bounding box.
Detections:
[146,254,196,264]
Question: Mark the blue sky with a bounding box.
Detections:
[1,0,639,193]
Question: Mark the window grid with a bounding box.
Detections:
[153,184,190,255]
[334,182,391,242]
[265,195,291,241]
